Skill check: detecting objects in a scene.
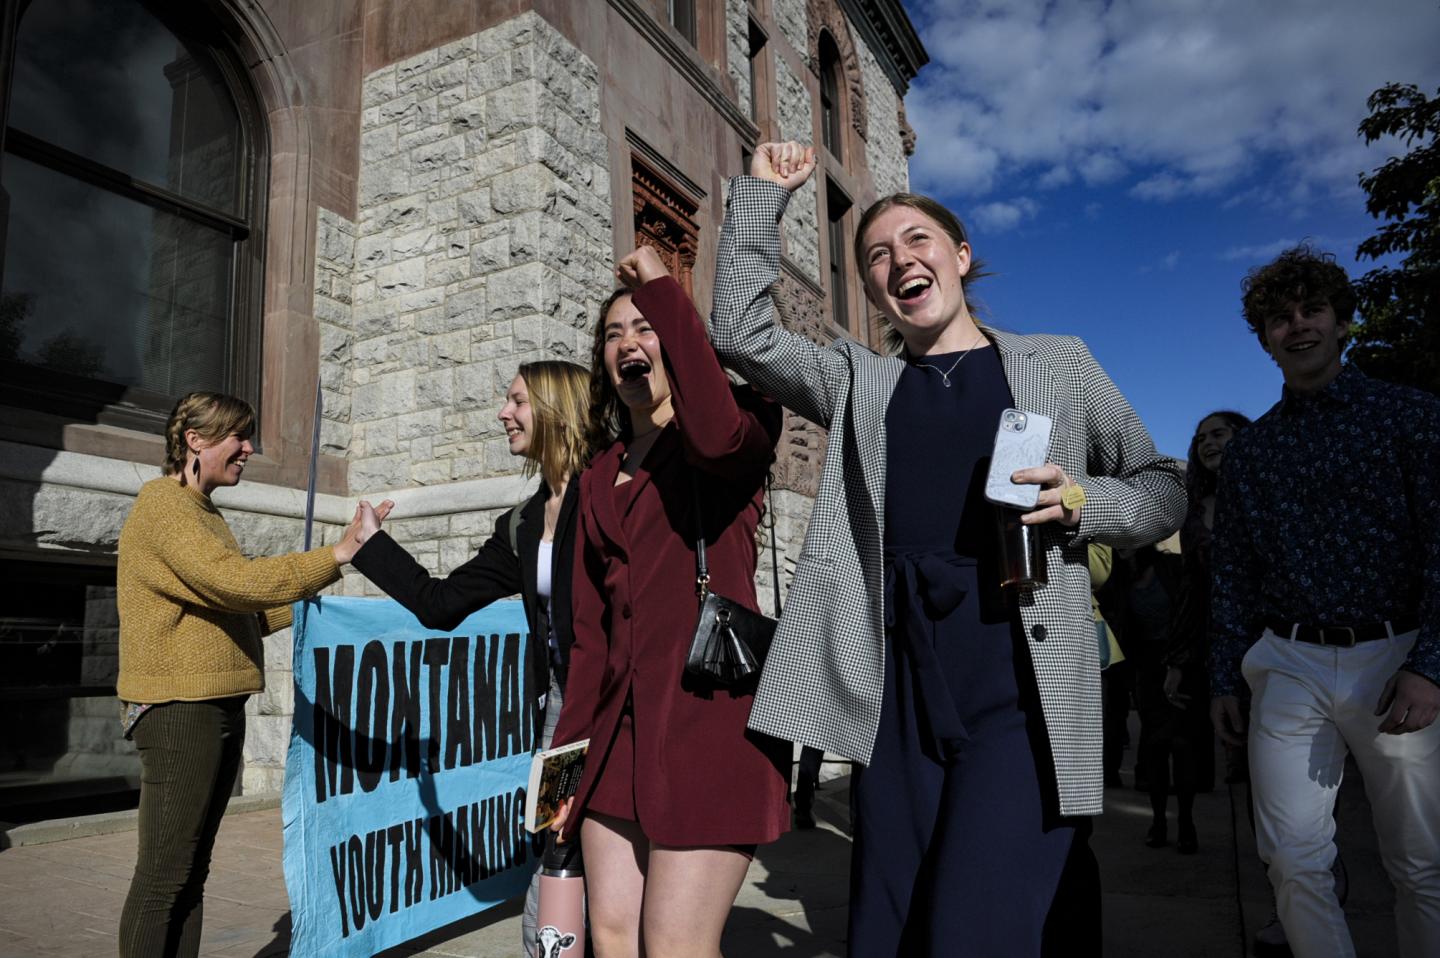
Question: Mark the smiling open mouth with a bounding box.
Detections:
[619,358,651,381]
[896,277,932,300]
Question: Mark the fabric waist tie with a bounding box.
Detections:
[884,549,977,764]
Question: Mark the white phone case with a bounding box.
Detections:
[984,408,1054,510]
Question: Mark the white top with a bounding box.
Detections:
[536,539,558,654]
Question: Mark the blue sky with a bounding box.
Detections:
[901,0,1440,458]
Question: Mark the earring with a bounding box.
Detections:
[192,458,201,478]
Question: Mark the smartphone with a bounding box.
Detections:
[984,408,1054,510]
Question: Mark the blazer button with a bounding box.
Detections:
[1031,624,1047,642]
[621,603,632,619]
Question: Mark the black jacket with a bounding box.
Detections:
[352,478,581,694]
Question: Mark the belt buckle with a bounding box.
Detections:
[1318,626,1357,647]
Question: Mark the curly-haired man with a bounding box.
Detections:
[1209,244,1440,957]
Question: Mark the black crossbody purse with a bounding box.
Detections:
[683,475,782,686]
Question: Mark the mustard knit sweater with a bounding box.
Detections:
[117,476,341,703]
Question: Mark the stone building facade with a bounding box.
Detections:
[0,0,925,817]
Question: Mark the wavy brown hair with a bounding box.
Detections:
[585,288,636,454]
[516,360,593,489]
[163,392,255,485]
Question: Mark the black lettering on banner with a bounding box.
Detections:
[347,834,366,931]
[498,633,522,758]
[423,638,450,773]
[474,637,500,761]
[314,645,356,803]
[386,824,405,914]
[446,636,473,769]
[427,812,454,900]
[404,817,424,908]
[364,829,385,922]
[471,796,490,880]
[453,804,472,889]
[355,641,390,793]
[511,787,532,867]
[390,641,423,782]
[329,842,349,939]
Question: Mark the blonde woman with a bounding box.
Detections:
[350,359,593,955]
[118,392,373,958]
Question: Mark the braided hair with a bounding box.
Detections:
[163,392,256,484]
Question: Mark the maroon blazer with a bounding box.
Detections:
[552,276,790,846]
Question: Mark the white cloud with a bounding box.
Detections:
[1161,250,1180,271]
[968,197,1040,232]
[906,0,1440,205]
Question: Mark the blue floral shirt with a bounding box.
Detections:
[1209,365,1440,696]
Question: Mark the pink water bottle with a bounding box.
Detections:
[535,832,585,958]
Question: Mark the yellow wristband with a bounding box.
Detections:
[1061,483,1087,511]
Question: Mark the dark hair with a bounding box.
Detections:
[852,192,990,355]
[1185,410,1252,502]
[585,288,635,454]
[164,392,255,484]
[1240,243,1356,346]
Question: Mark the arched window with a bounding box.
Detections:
[818,30,843,162]
[0,0,265,433]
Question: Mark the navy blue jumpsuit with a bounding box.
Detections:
[848,345,1093,956]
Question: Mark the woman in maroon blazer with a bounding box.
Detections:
[551,245,789,957]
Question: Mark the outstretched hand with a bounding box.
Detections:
[751,141,816,192]
[616,246,670,290]
[332,499,395,565]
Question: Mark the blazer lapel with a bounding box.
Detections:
[852,346,905,534]
[619,424,682,523]
[515,484,546,608]
[589,444,629,553]
[985,325,1059,437]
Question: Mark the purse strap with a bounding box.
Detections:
[690,472,782,614]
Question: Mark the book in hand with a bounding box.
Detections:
[524,738,589,833]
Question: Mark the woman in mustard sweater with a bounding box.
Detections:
[116,391,375,958]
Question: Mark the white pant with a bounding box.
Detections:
[1244,629,1440,958]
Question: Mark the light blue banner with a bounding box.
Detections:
[283,596,539,956]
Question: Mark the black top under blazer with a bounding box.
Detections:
[710,178,1187,817]
[352,479,580,696]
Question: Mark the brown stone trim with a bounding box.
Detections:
[631,154,701,297]
[806,0,868,143]
[608,0,760,142]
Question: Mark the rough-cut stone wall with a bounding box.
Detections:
[315,208,357,456]
[726,0,751,121]
[856,36,909,197]
[343,12,612,497]
[773,57,820,283]
[773,0,809,55]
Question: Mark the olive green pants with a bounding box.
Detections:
[118,697,247,958]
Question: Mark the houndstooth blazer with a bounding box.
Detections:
[711,177,1186,816]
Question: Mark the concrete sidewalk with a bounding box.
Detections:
[0,746,1401,957]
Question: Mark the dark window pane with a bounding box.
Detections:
[0,560,136,825]
[1,155,234,394]
[820,34,842,161]
[10,0,242,214]
[669,0,696,46]
[828,181,851,330]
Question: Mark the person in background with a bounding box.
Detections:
[1090,543,1130,789]
[350,359,593,956]
[1210,244,1440,957]
[711,141,1186,956]
[551,246,789,958]
[117,392,373,958]
[1112,542,1192,851]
